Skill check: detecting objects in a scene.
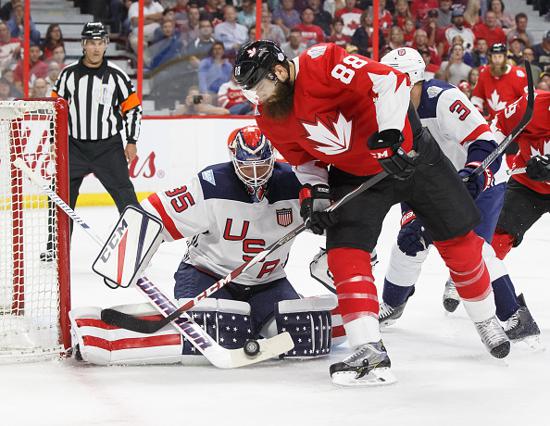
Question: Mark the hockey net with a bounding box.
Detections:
[0,98,70,362]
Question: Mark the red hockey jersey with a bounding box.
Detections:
[255,43,413,181]
[471,64,527,120]
[493,90,550,194]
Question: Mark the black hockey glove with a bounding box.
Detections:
[526,155,550,181]
[397,211,433,257]
[299,184,338,235]
[367,129,416,180]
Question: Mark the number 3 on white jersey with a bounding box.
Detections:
[331,56,368,84]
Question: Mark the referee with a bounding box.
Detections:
[42,22,142,261]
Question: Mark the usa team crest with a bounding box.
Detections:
[276,208,293,227]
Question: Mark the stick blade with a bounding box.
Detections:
[100,308,164,333]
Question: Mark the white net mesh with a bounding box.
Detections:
[0,100,68,362]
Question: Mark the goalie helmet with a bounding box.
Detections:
[227,126,275,201]
[380,47,425,85]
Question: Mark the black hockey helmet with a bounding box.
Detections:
[81,22,108,41]
[233,40,288,90]
[489,43,507,54]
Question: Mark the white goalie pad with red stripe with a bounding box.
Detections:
[92,206,164,289]
[70,304,185,365]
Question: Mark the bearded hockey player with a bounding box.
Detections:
[371,48,538,344]
[234,40,510,387]
[70,126,336,365]
[471,43,528,120]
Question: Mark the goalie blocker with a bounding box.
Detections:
[70,295,336,365]
[92,206,164,289]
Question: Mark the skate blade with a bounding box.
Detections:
[331,367,397,387]
[379,319,397,329]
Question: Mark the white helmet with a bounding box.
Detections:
[380,47,425,85]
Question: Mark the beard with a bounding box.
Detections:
[490,61,507,77]
[262,79,294,120]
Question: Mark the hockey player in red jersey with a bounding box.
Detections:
[233,40,510,386]
[471,43,528,120]
[487,91,549,342]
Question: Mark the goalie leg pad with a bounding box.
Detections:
[270,295,337,358]
[177,298,253,355]
[70,305,184,365]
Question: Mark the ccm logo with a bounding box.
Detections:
[371,149,391,159]
[100,219,129,262]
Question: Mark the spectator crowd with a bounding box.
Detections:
[3,0,550,111]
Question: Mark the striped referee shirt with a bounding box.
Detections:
[52,58,142,143]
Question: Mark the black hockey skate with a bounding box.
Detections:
[474,316,510,358]
[442,278,460,313]
[330,340,396,386]
[504,294,541,346]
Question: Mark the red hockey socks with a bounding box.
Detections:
[434,231,496,322]
[327,247,381,347]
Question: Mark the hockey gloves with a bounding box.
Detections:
[397,211,432,256]
[368,129,416,180]
[526,155,550,181]
[458,164,494,200]
[299,184,338,235]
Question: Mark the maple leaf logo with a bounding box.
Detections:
[488,89,507,112]
[302,113,353,156]
[530,140,550,158]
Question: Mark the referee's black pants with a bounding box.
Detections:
[46,134,139,251]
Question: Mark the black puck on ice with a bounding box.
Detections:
[243,339,260,357]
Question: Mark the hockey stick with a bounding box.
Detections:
[465,61,534,181]
[14,158,294,368]
[507,167,526,176]
[101,169,390,334]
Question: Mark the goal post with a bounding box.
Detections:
[0,98,70,361]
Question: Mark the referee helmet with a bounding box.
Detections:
[81,22,109,43]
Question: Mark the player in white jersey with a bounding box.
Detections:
[375,48,538,339]
[70,126,336,365]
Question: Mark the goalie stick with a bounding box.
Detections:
[101,169,391,334]
[14,158,294,368]
[465,60,535,181]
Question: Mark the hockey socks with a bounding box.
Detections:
[328,247,381,346]
[492,275,520,322]
[434,231,494,322]
[382,279,415,308]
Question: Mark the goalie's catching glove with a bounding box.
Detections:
[526,155,550,181]
[299,184,338,235]
[368,129,416,180]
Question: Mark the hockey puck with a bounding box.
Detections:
[243,339,260,357]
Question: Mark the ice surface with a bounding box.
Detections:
[2,205,549,426]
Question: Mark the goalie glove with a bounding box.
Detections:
[299,184,338,235]
[526,155,550,181]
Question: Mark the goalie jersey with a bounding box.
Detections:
[417,79,506,184]
[141,162,302,286]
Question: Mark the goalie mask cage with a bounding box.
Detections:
[0,98,70,362]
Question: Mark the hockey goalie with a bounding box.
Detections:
[70,125,337,366]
